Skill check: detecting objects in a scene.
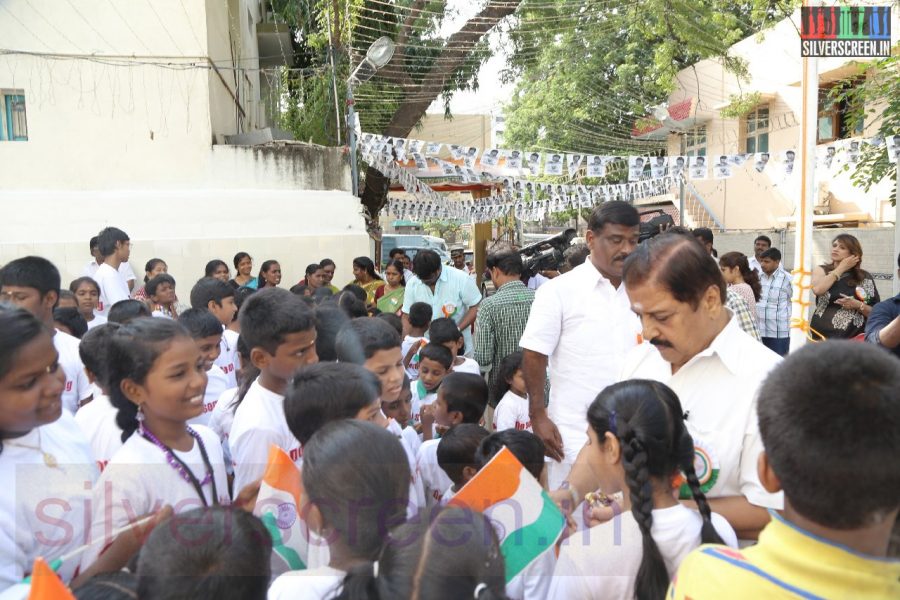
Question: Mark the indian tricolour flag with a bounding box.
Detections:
[253,445,309,576]
[449,446,565,582]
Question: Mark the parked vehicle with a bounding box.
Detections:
[381,234,450,265]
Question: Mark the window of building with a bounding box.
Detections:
[817,82,863,144]
[745,106,769,154]
[684,126,707,157]
[0,92,27,141]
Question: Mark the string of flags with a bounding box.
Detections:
[363,131,900,223]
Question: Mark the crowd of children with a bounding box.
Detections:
[0,224,897,600]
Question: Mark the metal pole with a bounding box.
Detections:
[679,134,686,225]
[347,85,359,197]
[894,164,900,295]
[790,15,818,352]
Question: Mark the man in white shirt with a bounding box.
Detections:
[0,256,92,413]
[91,227,132,318]
[602,233,783,539]
[82,235,136,292]
[519,201,642,487]
[748,234,772,274]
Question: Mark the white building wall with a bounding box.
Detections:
[0,0,368,286]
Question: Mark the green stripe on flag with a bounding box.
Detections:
[260,512,306,571]
[498,491,565,582]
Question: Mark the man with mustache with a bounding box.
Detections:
[556,233,782,540]
[519,201,642,487]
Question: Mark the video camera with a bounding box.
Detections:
[638,209,676,243]
[520,228,577,279]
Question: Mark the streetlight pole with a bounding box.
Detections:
[679,133,686,226]
[346,37,395,198]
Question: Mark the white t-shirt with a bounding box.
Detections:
[519,261,640,464]
[82,260,135,283]
[550,505,738,599]
[410,384,437,433]
[215,328,240,389]
[85,314,107,330]
[268,565,346,600]
[230,378,301,493]
[53,328,91,414]
[386,417,425,514]
[493,390,531,432]
[401,334,426,379]
[73,392,122,472]
[619,317,782,510]
[93,263,130,317]
[452,356,481,375]
[507,546,556,600]
[0,412,97,591]
[416,439,452,507]
[81,424,229,570]
[188,367,230,428]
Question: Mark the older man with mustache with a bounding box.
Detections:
[519,201,642,488]
[557,232,782,542]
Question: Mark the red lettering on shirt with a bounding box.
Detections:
[65,381,73,392]
[289,447,303,462]
[97,301,104,311]
[431,489,443,502]
[515,420,531,431]
[219,363,235,375]
[96,459,110,473]
[202,401,217,414]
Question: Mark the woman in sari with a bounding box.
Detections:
[375,259,406,315]
[347,256,385,305]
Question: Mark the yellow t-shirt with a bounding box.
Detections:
[668,511,900,599]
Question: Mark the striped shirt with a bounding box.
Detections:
[726,289,761,341]
[757,269,792,339]
[474,280,535,403]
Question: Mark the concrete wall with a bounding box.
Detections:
[414,114,494,155]
[714,227,896,300]
[662,8,899,229]
[0,1,369,285]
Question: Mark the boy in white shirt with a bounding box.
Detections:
[82,235,136,292]
[402,301,432,379]
[92,227,132,318]
[418,371,488,506]
[410,343,453,441]
[429,317,481,375]
[0,256,91,413]
[436,423,489,504]
[190,277,240,388]
[229,289,318,492]
[178,308,231,427]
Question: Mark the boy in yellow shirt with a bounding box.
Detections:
[670,341,900,599]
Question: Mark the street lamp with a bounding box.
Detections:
[348,37,395,197]
[653,103,687,226]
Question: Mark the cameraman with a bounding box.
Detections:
[519,201,642,488]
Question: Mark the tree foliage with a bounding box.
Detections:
[502,0,795,154]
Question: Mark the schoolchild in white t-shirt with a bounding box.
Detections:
[491,350,532,432]
[91,227,132,318]
[189,277,240,388]
[0,256,92,413]
[0,308,98,592]
[409,344,453,441]
[429,317,481,375]
[82,318,230,571]
[74,323,124,471]
[229,289,317,493]
[401,301,433,380]
[178,308,230,427]
[550,380,737,600]
[475,429,555,600]
[434,424,489,507]
[268,420,411,600]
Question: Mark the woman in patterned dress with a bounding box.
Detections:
[810,234,880,339]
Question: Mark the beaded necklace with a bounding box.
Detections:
[139,424,219,507]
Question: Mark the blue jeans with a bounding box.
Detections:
[762,337,790,356]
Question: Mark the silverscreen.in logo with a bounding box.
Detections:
[800,6,891,57]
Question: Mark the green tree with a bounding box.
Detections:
[502,0,794,155]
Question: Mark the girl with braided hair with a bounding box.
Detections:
[549,379,737,600]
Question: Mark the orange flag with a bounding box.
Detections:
[27,558,74,600]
